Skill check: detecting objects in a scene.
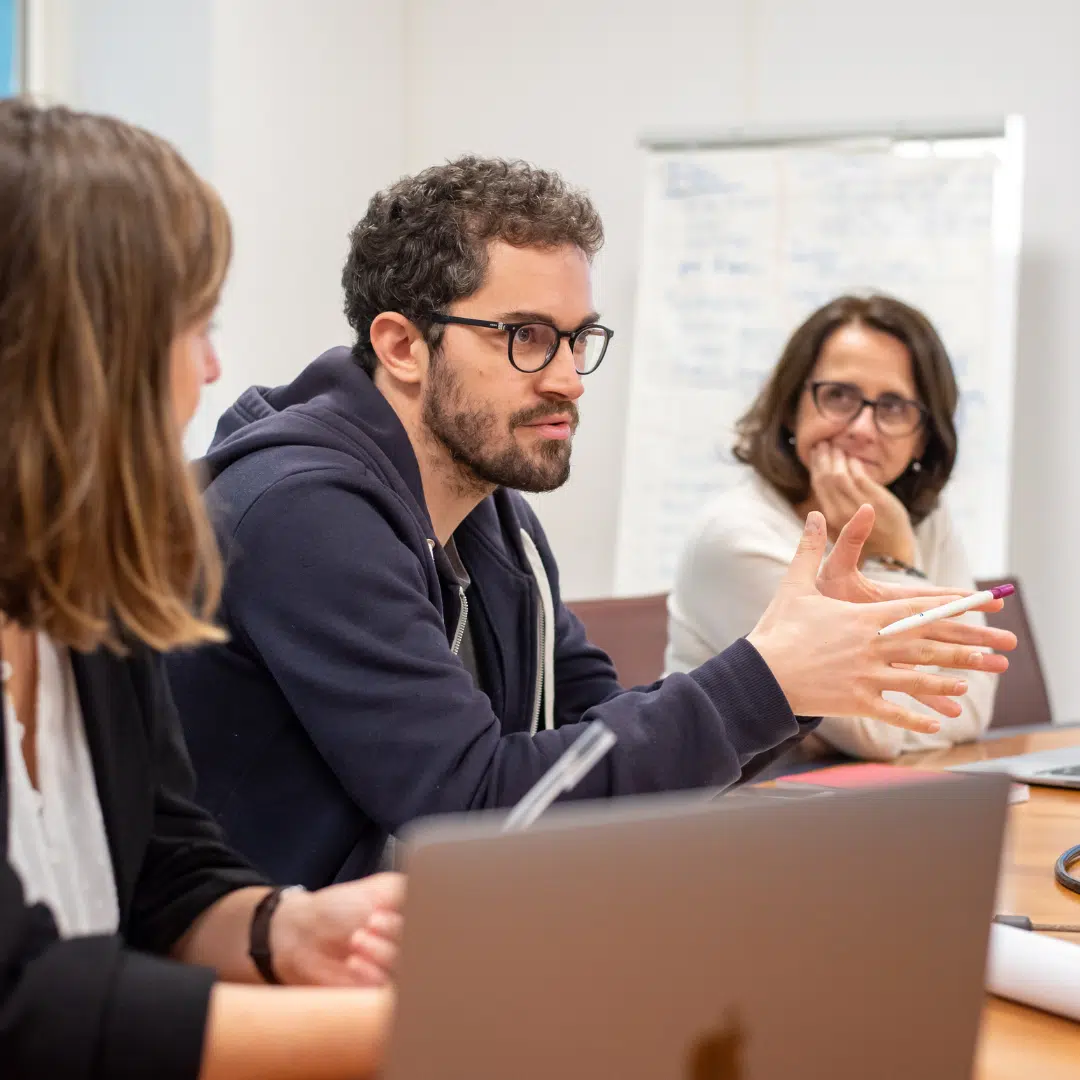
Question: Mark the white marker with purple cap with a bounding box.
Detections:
[877,583,1015,638]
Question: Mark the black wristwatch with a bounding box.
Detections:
[249,885,305,984]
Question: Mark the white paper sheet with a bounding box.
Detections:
[987,923,1080,1021]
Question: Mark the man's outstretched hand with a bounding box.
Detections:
[746,508,1013,730]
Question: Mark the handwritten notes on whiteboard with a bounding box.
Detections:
[614,142,1018,595]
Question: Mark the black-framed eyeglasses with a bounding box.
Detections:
[426,313,614,375]
[809,380,928,438]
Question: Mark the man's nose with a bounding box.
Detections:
[534,338,585,401]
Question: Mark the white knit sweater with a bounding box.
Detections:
[665,470,999,761]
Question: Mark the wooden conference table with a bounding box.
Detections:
[896,726,1080,1079]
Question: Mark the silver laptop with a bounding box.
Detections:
[384,776,1009,1080]
[947,744,1080,789]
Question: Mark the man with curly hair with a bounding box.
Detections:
[169,157,1009,887]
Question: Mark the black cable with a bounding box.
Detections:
[1055,843,1080,897]
[991,843,1080,930]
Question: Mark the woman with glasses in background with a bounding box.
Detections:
[666,294,998,761]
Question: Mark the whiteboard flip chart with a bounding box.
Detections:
[614,124,1023,595]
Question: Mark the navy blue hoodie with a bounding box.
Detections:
[168,349,816,886]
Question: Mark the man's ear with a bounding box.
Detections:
[369,312,429,385]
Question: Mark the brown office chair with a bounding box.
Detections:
[566,593,669,688]
[974,577,1052,729]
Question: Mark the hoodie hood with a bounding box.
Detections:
[201,347,433,534]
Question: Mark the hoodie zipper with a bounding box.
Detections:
[530,595,545,735]
[450,586,469,657]
[429,538,470,658]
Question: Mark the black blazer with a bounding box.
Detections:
[0,640,268,1080]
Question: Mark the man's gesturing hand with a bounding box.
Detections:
[746,511,1010,731]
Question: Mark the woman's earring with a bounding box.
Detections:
[787,435,796,446]
[910,459,923,473]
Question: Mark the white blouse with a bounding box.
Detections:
[3,633,119,937]
[666,471,999,761]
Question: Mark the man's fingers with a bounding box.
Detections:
[823,503,876,577]
[877,667,969,698]
[781,511,828,590]
[871,593,968,628]
[856,582,1009,629]
[924,621,1017,652]
[909,694,964,719]
[887,664,979,714]
[864,580,979,601]
[967,598,1006,614]
[882,639,1011,674]
[866,698,943,734]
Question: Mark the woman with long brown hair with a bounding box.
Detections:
[666,294,1000,761]
[0,100,402,1079]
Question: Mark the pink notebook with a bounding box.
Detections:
[777,762,1029,802]
[779,763,948,787]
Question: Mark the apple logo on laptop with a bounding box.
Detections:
[688,1010,744,1079]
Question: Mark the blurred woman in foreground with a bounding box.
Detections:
[0,99,402,1079]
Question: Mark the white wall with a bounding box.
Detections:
[34,0,406,453]
[36,0,1080,718]
[201,0,406,452]
[35,0,215,173]
[406,0,1080,720]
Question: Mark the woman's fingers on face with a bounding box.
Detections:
[809,441,830,477]
[827,443,845,476]
[826,444,849,477]
[813,446,864,523]
[847,456,879,495]
[831,453,864,503]
[837,452,893,513]
[816,485,848,524]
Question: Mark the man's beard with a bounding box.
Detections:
[421,352,577,494]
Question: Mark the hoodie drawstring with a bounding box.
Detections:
[519,529,555,734]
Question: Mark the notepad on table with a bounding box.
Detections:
[776,763,1030,804]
